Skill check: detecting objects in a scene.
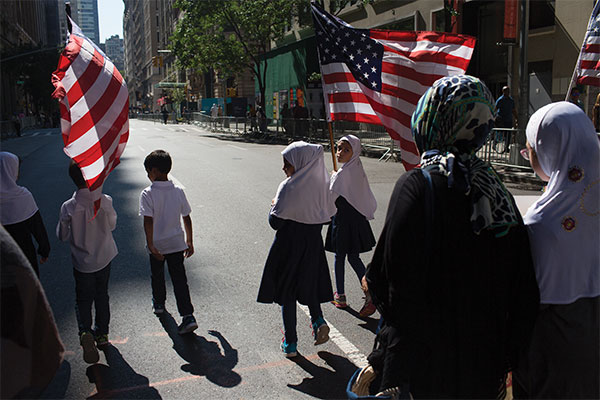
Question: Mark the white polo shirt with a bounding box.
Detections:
[56,189,118,273]
[139,180,191,255]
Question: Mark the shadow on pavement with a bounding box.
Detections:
[85,344,161,399]
[159,312,241,388]
[288,351,358,399]
[40,360,71,399]
[341,306,380,334]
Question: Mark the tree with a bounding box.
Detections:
[171,0,304,111]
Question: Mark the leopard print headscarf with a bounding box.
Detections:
[411,75,519,236]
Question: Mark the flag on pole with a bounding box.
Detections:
[576,0,600,86]
[311,3,475,170]
[51,17,129,215]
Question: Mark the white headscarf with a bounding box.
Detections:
[0,152,39,225]
[524,102,600,304]
[271,141,336,224]
[330,135,377,220]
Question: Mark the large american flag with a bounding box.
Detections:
[576,0,600,86]
[51,18,129,214]
[311,3,475,170]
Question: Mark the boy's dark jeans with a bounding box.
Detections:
[74,263,111,336]
[150,251,194,317]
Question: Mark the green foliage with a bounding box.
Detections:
[171,88,186,105]
[308,72,321,83]
[171,0,305,108]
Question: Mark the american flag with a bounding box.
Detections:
[576,0,600,86]
[311,3,475,170]
[51,18,129,214]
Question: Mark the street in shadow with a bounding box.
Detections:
[85,344,161,399]
[40,360,71,399]
[342,306,380,334]
[159,312,241,388]
[288,351,358,399]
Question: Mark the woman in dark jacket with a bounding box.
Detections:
[362,75,540,399]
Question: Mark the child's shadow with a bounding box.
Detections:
[86,345,161,399]
[288,351,358,399]
[159,313,241,388]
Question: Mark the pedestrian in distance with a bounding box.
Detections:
[139,150,198,335]
[161,108,168,125]
[11,113,21,137]
[568,86,585,111]
[514,101,600,399]
[325,135,377,317]
[56,161,118,364]
[494,86,517,153]
[257,141,337,358]
[281,103,291,135]
[357,75,540,399]
[0,152,50,277]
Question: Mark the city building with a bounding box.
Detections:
[123,0,162,112]
[105,34,125,73]
[70,0,100,45]
[0,0,61,122]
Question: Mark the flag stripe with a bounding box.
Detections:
[66,85,128,158]
[369,30,476,47]
[381,44,472,71]
[575,1,600,87]
[68,74,127,144]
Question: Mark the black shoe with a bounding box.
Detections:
[178,315,198,335]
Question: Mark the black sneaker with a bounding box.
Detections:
[152,301,165,315]
[80,331,100,364]
[177,315,198,335]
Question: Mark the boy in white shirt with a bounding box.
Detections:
[57,161,118,364]
[139,150,197,335]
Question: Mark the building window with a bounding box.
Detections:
[529,0,555,30]
[431,8,446,32]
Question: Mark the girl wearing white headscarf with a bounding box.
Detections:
[1,152,50,276]
[514,102,599,399]
[325,135,377,316]
[257,142,336,358]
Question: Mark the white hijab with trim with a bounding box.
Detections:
[0,152,39,225]
[524,102,600,304]
[271,141,336,224]
[330,135,377,220]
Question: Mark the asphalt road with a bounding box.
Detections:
[1,120,541,399]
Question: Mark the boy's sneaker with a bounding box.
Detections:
[177,315,198,335]
[311,316,330,345]
[95,333,109,348]
[359,293,376,318]
[331,292,347,309]
[80,332,100,364]
[152,301,165,315]
[281,339,298,358]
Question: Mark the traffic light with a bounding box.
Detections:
[152,56,158,67]
[159,56,164,67]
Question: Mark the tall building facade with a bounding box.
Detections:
[105,34,124,73]
[0,0,61,120]
[123,0,161,112]
[71,0,100,45]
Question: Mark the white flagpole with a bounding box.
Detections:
[565,0,599,101]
